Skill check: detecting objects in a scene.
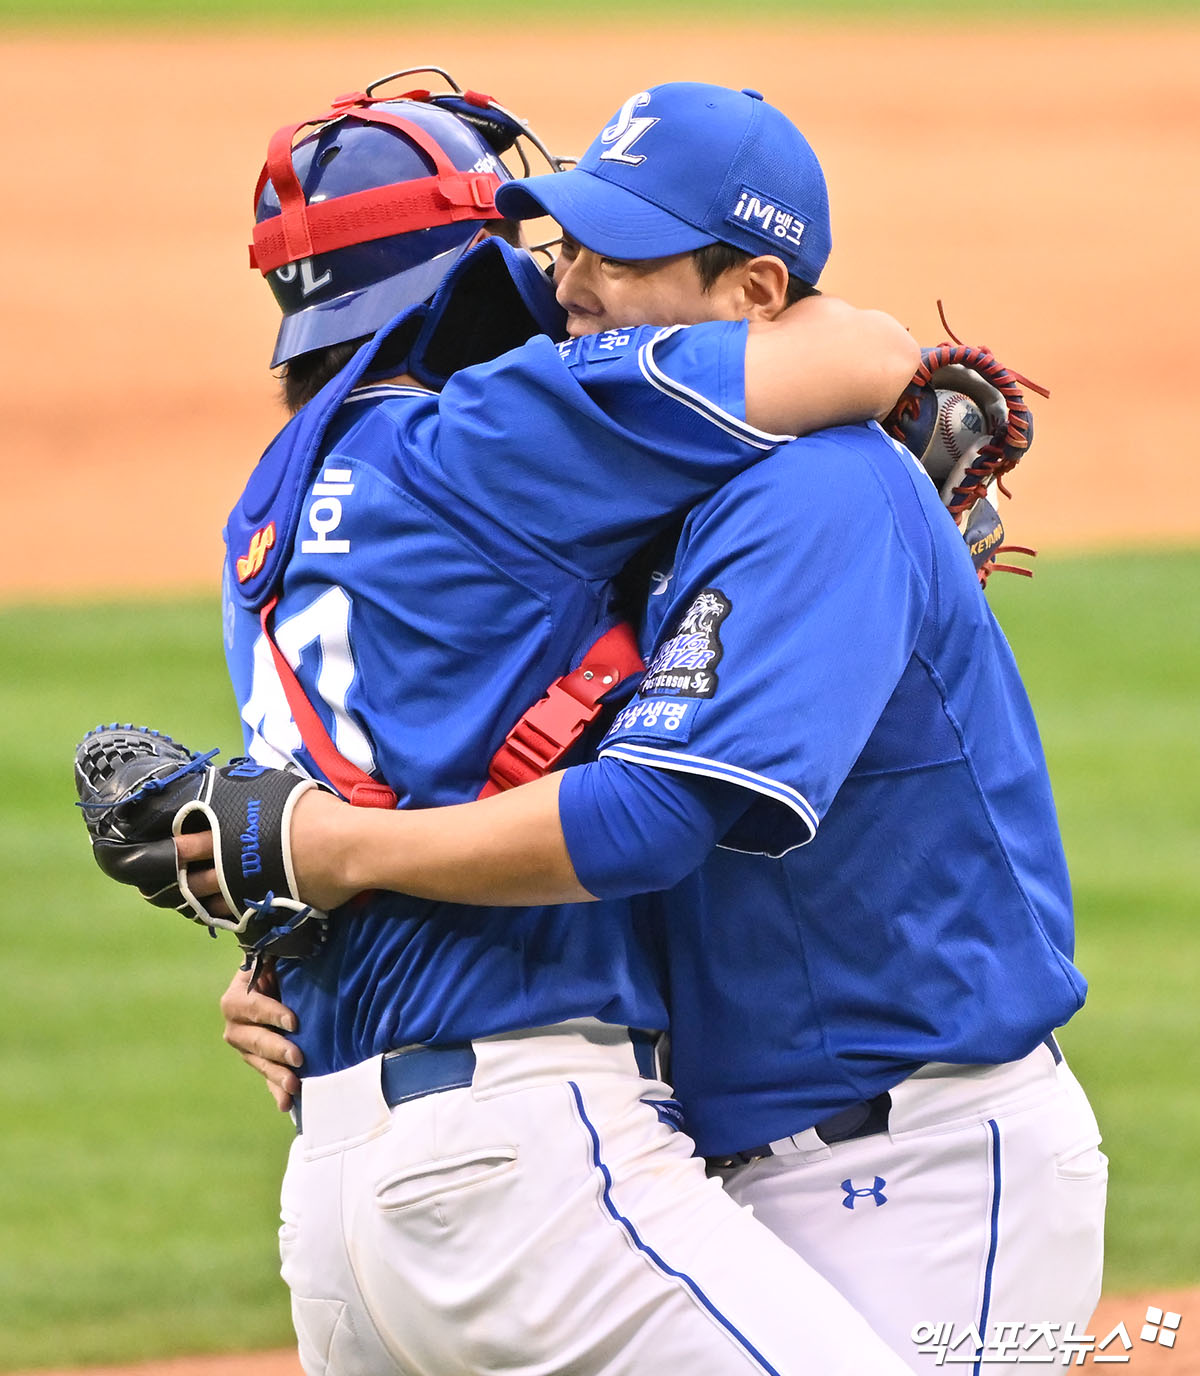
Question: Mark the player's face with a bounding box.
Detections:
[553,234,745,337]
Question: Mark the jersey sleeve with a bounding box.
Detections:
[559,755,751,899]
[429,323,795,580]
[595,426,934,856]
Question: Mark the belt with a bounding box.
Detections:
[705,1034,1063,1169]
[706,1090,893,1168]
[293,1028,661,1135]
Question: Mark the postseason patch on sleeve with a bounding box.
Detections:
[640,588,730,699]
[600,587,732,747]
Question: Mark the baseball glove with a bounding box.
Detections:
[74,724,330,968]
[885,339,1045,583]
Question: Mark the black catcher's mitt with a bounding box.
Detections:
[885,340,1045,584]
[75,724,329,966]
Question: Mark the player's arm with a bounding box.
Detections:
[743,295,920,434]
[440,302,917,579]
[303,774,587,906]
[177,774,588,909]
[175,761,735,911]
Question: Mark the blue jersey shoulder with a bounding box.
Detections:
[599,422,937,851]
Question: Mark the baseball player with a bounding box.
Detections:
[215,84,1107,1373]
[200,72,923,1376]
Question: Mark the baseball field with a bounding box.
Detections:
[1,1,1198,1372]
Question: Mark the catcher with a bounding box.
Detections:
[79,80,1105,1373]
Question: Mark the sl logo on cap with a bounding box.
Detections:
[599,92,658,167]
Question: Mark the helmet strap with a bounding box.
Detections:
[250,92,504,274]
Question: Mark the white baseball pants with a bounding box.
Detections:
[715,1042,1108,1374]
[278,1018,917,1375]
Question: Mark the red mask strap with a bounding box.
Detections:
[249,92,503,275]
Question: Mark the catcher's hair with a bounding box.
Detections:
[280,340,362,414]
[278,218,526,414]
[691,241,820,307]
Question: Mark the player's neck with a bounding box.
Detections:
[376,371,426,390]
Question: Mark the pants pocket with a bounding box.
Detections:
[375,1145,518,1213]
[1053,1142,1109,1323]
[1056,1140,1108,1182]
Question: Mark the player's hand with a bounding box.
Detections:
[174,826,229,916]
[172,835,234,919]
[176,787,361,916]
[220,965,303,1113]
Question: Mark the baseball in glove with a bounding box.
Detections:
[885,321,1048,585]
[74,724,330,971]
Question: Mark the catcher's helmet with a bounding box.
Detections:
[252,85,516,368]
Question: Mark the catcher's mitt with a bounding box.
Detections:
[74,724,329,967]
[885,338,1045,584]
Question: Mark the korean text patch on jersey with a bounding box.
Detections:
[557,329,638,364]
[606,697,700,745]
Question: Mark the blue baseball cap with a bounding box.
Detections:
[495,82,832,284]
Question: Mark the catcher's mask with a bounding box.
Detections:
[251,66,566,368]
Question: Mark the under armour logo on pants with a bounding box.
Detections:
[841,1176,888,1209]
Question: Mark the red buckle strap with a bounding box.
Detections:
[484,679,611,793]
[480,622,644,798]
[439,172,501,210]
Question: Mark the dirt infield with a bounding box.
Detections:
[3,17,1197,1376]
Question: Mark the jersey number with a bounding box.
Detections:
[240,587,377,774]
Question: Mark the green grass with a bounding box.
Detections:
[0,602,297,1368]
[0,549,1196,1366]
[988,550,1200,1291]
[3,0,1198,24]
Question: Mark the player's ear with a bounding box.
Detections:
[739,255,790,320]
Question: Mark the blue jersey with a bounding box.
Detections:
[596,422,1085,1157]
[221,320,788,1076]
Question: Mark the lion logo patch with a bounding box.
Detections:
[640,588,731,699]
